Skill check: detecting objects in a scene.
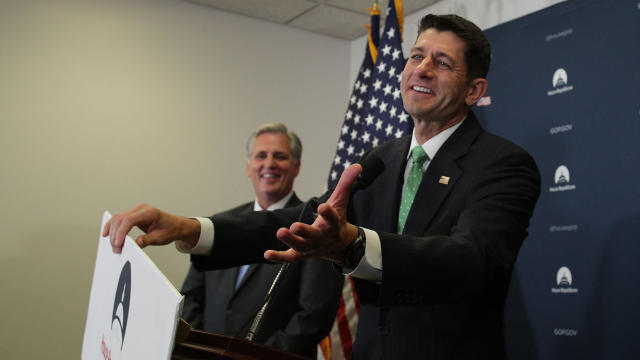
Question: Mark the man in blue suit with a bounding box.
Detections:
[106,14,541,359]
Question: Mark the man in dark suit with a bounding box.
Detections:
[107,14,541,359]
[180,123,343,358]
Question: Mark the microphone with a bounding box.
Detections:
[244,155,384,343]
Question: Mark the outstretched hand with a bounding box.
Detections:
[103,203,200,253]
[264,163,362,264]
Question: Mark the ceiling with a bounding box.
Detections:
[183,0,441,40]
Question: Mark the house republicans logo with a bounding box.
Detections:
[551,266,579,294]
[549,165,576,192]
[547,68,574,96]
[101,261,132,359]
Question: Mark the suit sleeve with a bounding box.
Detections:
[264,259,344,358]
[377,145,541,305]
[180,265,205,329]
[191,195,329,271]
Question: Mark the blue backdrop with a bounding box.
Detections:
[474,0,640,358]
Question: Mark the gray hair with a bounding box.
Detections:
[246,122,302,161]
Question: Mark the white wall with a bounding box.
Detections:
[0,0,571,358]
[0,0,349,358]
[349,0,566,85]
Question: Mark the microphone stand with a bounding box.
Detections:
[244,154,384,342]
[245,198,320,342]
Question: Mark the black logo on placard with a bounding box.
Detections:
[111,261,131,350]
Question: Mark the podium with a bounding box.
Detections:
[172,320,309,360]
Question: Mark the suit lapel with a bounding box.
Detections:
[285,193,303,208]
[402,113,483,235]
[232,263,261,296]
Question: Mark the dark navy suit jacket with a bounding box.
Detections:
[193,112,541,359]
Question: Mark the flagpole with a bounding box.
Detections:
[321,2,414,358]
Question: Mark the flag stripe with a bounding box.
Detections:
[336,290,354,357]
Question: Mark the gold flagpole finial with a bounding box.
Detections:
[368,0,381,16]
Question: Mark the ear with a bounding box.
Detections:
[465,78,488,106]
[293,160,301,178]
[246,159,251,178]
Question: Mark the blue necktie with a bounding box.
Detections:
[235,264,249,289]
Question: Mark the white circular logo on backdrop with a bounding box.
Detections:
[554,165,570,184]
[553,68,568,87]
[556,266,572,286]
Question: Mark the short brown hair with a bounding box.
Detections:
[418,14,491,80]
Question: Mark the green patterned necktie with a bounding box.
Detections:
[397,146,429,233]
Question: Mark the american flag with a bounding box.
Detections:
[327,0,412,189]
[320,1,412,359]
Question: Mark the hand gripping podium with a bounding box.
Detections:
[172,319,309,360]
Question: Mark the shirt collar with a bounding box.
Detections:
[407,116,466,161]
[254,191,294,211]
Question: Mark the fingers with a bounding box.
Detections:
[102,219,112,237]
[135,235,146,248]
[103,218,124,254]
[276,226,313,254]
[327,164,362,207]
[135,230,167,249]
[107,215,127,253]
[264,248,307,263]
[107,204,153,253]
[267,227,312,263]
[112,215,138,251]
[315,203,341,230]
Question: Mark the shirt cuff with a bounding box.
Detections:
[174,217,214,255]
[344,227,382,282]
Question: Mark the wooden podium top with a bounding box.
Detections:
[172,328,310,360]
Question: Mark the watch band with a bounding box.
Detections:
[341,227,366,269]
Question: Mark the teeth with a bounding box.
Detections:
[261,174,277,178]
[412,86,433,94]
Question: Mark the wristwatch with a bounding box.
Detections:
[341,227,366,269]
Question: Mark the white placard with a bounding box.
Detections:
[82,211,183,360]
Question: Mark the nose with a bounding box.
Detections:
[265,155,277,168]
[415,56,434,78]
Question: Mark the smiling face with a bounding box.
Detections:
[401,28,485,129]
[246,132,300,209]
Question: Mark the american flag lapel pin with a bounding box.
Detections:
[438,176,450,185]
